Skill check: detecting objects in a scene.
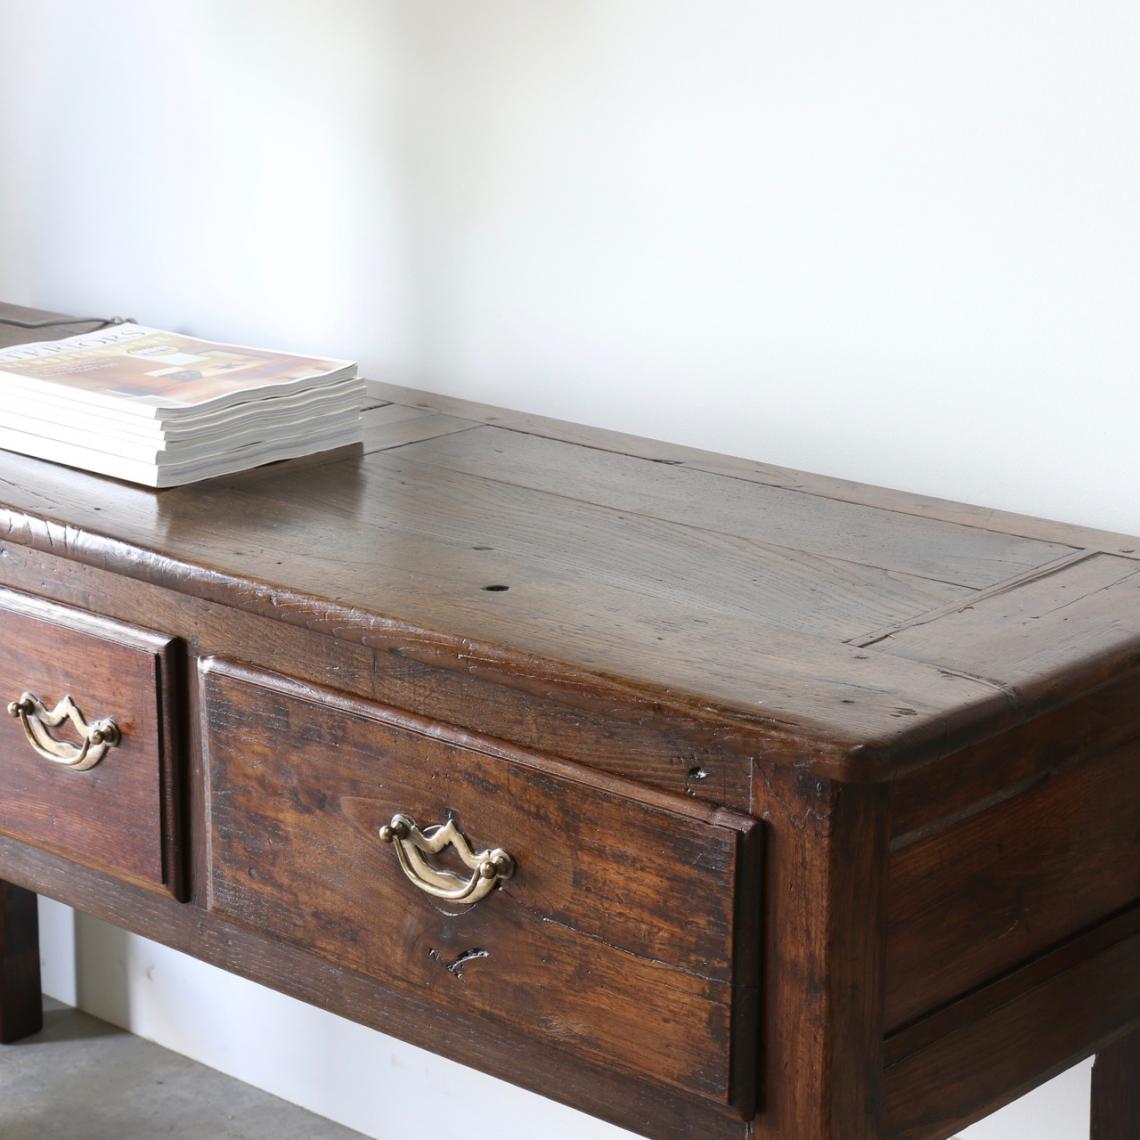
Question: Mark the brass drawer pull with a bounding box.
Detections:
[379,813,514,904]
[6,692,121,772]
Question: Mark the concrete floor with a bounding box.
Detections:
[0,999,365,1139]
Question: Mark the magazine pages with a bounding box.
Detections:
[0,323,363,487]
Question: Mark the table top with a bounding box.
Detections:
[2,301,1138,781]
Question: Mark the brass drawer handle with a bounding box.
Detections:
[379,813,514,904]
[6,692,121,772]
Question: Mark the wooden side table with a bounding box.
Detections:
[0,302,1137,1138]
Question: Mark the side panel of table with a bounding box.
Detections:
[883,668,1140,1139]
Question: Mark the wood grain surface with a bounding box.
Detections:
[0,834,754,1140]
[3,301,1140,1140]
[884,919,1140,1139]
[361,378,1140,560]
[0,543,761,810]
[4,302,1140,783]
[886,743,1140,1029]
[889,662,1140,845]
[201,659,762,1109]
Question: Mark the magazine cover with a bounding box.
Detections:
[0,324,356,415]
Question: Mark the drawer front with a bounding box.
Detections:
[0,588,182,896]
[201,659,762,1110]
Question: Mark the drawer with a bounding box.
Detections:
[201,659,763,1112]
[0,588,183,896]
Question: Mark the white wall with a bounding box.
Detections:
[3,1,1137,1136]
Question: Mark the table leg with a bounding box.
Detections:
[1091,1027,1140,1139]
[0,879,42,1043]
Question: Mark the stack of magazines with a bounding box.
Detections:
[0,323,362,487]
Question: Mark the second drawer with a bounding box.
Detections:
[200,658,762,1111]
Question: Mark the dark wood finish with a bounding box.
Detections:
[0,307,1114,787]
[2,302,1139,1138]
[886,743,1140,1029]
[201,659,762,1109]
[748,771,889,1139]
[389,423,1072,589]
[861,552,1140,707]
[1091,1027,1140,1140]
[889,663,1140,845]
[0,879,42,1043]
[885,905,1140,1068]
[0,835,752,1140]
[362,377,1140,560]
[359,403,478,452]
[0,542,759,812]
[0,588,184,897]
[884,920,1140,1139]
